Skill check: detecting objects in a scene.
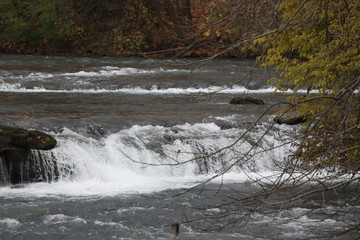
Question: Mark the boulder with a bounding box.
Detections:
[0,127,57,152]
[230,96,265,105]
[274,111,308,125]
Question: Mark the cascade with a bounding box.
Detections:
[0,123,294,185]
[0,150,59,184]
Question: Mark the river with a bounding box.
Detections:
[0,54,359,239]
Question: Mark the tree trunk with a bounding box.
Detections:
[165,0,185,39]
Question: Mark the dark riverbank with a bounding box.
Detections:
[0,1,278,58]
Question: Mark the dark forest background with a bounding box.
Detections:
[0,0,277,57]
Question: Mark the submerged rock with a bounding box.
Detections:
[274,111,308,125]
[230,96,265,105]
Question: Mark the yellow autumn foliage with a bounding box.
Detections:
[259,0,360,170]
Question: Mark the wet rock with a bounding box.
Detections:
[274,111,307,125]
[0,127,57,184]
[230,96,265,105]
[0,127,57,152]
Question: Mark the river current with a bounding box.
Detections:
[0,54,359,239]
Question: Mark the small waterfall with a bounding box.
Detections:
[0,155,9,185]
[0,122,296,186]
[187,140,228,174]
[27,150,59,183]
[0,150,59,184]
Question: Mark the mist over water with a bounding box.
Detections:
[0,55,357,239]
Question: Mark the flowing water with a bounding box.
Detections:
[0,54,359,239]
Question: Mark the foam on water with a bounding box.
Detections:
[0,218,21,229]
[61,66,192,77]
[0,63,312,94]
[43,214,87,224]
[0,82,301,94]
[94,220,128,229]
[1,66,193,80]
